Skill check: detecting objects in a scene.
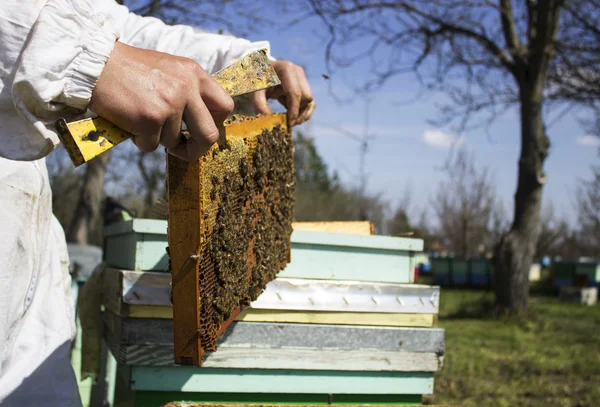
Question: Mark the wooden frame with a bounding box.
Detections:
[167,113,293,366]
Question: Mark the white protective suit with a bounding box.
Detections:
[0,1,271,405]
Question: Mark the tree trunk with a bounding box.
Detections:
[494,92,550,314]
[67,152,111,244]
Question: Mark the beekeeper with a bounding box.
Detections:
[0,0,315,405]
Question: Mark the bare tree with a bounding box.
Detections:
[47,146,84,238]
[67,153,111,244]
[387,185,413,235]
[432,148,496,258]
[535,203,569,257]
[488,198,510,253]
[305,0,600,313]
[576,159,600,254]
[548,0,600,111]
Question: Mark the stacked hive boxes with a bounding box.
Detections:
[101,219,444,407]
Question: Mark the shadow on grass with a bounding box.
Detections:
[441,288,558,331]
[529,277,558,297]
[442,292,498,320]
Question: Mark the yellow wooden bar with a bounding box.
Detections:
[106,302,436,328]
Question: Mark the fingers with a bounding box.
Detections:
[249,90,272,114]
[296,100,316,126]
[132,133,159,153]
[168,68,233,161]
[294,67,314,125]
[269,60,315,127]
[160,115,183,150]
[168,96,220,161]
[198,73,235,125]
[276,66,302,124]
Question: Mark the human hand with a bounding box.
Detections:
[250,60,315,126]
[90,42,234,161]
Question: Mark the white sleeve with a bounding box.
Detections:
[92,0,274,75]
[11,0,273,159]
[12,0,120,158]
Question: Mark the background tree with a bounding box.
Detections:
[548,0,600,127]
[306,0,600,313]
[386,186,413,236]
[576,155,600,255]
[432,148,497,258]
[47,147,86,240]
[535,203,570,258]
[388,189,436,250]
[293,132,389,232]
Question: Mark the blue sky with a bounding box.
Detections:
[234,7,598,226]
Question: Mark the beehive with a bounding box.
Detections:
[167,113,294,366]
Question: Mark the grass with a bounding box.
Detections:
[423,285,600,407]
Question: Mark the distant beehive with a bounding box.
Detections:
[167,113,294,366]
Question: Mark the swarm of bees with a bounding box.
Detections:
[201,124,295,334]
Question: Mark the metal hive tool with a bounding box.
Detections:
[167,113,294,366]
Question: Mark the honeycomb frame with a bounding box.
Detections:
[167,113,294,366]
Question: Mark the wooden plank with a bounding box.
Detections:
[105,335,442,371]
[103,265,125,317]
[167,141,203,366]
[292,221,374,235]
[236,309,436,327]
[102,312,445,353]
[128,366,436,394]
[104,317,443,371]
[105,304,435,327]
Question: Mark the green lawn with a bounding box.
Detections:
[424,287,600,407]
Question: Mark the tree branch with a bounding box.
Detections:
[322,1,517,74]
[499,0,524,60]
[528,0,564,92]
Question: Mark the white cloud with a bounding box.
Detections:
[576,135,600,147]
[422,129,464,149]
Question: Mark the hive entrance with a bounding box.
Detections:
[167,113,294,366]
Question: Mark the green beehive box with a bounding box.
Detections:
[553,260,600,288]
[553,262,576,279]
[103,219,423,284]
[431,257,492,287]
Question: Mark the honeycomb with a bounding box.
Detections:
[167,113,294,365]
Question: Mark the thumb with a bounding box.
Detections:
[249,90,271,114]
